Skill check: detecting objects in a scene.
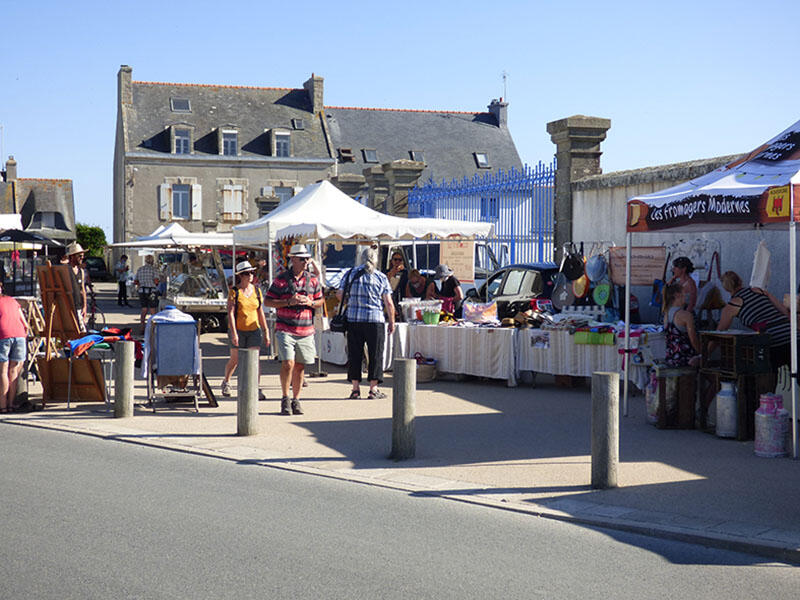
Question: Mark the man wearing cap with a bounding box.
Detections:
[66,242,88,330]
[220,261,269,398]
[263,244,324,415]
[434,264,464,317]
[134,255,161,330]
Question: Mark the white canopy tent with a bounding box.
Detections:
[624,117,800,458]
[109,223,234,248]
[0,214,23,231]
[233,180,495,281]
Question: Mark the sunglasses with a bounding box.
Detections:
[392,257,403,262]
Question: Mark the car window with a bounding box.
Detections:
[500,269,525,296]
[528,271,543,296]
[486,272,504,300]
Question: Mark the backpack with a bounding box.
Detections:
[233,286,262,317]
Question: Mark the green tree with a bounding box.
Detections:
[75,223,107,257]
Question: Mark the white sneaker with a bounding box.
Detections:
[221,380,231,397]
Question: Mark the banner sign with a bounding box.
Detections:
[608,246,666,286]
[440,240,475,283]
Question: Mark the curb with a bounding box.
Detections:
[4,416,799,565]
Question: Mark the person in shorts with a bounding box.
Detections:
[221,261,269,399]
[0,281,28,412]
[264,244,324,416]
[134,254,160,330]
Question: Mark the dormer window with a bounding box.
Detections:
[291,118,305,130]
[474,152,490,169]
[362,149,378,163]
[219,129,238,156]
[410,150,424,162]
[275,133,290,157]
[338,148,354,162]
[170,98,191,113]
[174,128,192,154]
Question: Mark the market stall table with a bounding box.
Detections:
[404,323,517,386]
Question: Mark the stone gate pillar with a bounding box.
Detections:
[547,115,611,261]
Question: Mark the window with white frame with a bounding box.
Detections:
[222,131,238,156]
[175,128,191,154]
[172,184,191,219]
[275,133,291,157]
[362,148,378,163]
[222,184,245,220]
[474,152,490,169]
[274,186,293,204]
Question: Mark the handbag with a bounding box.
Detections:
[330,267,366,333]
[562,242,585,281]
[697,251,728,311]
[749,240,771,290]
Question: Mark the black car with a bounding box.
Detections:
[465,263,560,319]
[84,256,112,282]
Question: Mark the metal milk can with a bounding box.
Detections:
[715,380,737,438]
[754,393,790,458]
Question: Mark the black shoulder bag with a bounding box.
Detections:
[329,267,366,333]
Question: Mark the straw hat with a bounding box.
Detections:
[288,244,311,258]
[235,260,256,274]
[66,242,85,256]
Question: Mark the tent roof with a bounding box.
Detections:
[233,180,493,245]
[109,222,233,248]
[627,118,800,232]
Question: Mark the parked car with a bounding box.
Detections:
[465,263,559,319]
[84,256,112,282]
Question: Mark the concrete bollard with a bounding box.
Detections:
[591,371,619,489]
[114,340,135,418]
[237,348,259,436]
[390,358,416,460]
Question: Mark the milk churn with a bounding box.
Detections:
[754,393,790,458]
[715,381,737,438]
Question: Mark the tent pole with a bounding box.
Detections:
[624,232,631,417]
[791,221,798,459]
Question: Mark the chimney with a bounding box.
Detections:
[118,64,133,106]
[489,98,508,127]
[303,73,324,115]
[5,156,17,181]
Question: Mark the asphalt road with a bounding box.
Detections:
[1,425,798,599]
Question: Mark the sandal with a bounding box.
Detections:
[368,389,387,399]
[348,390,361,399]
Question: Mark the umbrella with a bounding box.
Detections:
[0,229,63,247]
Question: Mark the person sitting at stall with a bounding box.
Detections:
[663,282,701,367]
[434,263,464,317]
[404,269,436,300]
[718,271,793,370]
[668,256,697,313]
[384,250,409,320]
[221,261,269,399]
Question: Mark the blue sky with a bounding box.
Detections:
[1,0,797,238]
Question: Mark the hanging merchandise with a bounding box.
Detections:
[585,252,607,283]
[649,252,670,308]
[562,243,585,281]
[749,240,771,290]
[552,245,576,310]
[592,281,611,306]
[572,274,590,299]
[697,251,730,311]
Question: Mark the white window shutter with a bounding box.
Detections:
[293,186,303,197]
[261,186,273,197]
[223,185,234,214]
[191,184,202,220]
[159,184,170,220]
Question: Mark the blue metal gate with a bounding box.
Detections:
[407,160,556,265]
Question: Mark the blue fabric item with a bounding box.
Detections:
[340,266,391,323]
[68,334,104,355]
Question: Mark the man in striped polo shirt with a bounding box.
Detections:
[264,244,324,415]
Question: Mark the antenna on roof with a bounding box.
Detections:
[502,71,508,102]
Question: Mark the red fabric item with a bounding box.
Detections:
[0,296,27,339]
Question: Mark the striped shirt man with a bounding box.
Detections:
[266,269,323,337]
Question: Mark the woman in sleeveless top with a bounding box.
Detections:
[719,271,792,369]
[663,282,701,367]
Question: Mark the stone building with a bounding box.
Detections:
[113,66,525,245]
[0,156,77,243]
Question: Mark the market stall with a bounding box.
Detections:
[625,118,800,457]
[319,323,408,371]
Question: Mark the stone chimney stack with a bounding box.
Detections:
[489,98,508,127]
[304,74,324,115]
[5,156,17,181]
[118,65,133,106]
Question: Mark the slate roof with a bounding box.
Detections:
[323,106,523,185]
[15,178,76,240]
[125,82,330,158]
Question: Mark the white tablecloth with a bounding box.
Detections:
[319,323,408,371]
[516,329,665,390]
[405,324,517,386]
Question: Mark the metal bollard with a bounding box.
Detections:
[114,340,135,418]
[591,371,619,489]
[237,348,259,436]
[390,358,416,460]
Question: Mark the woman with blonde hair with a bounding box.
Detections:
[718,270,793,369]
[663,282,700,367]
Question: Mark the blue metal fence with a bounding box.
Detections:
[407,160,556,265]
